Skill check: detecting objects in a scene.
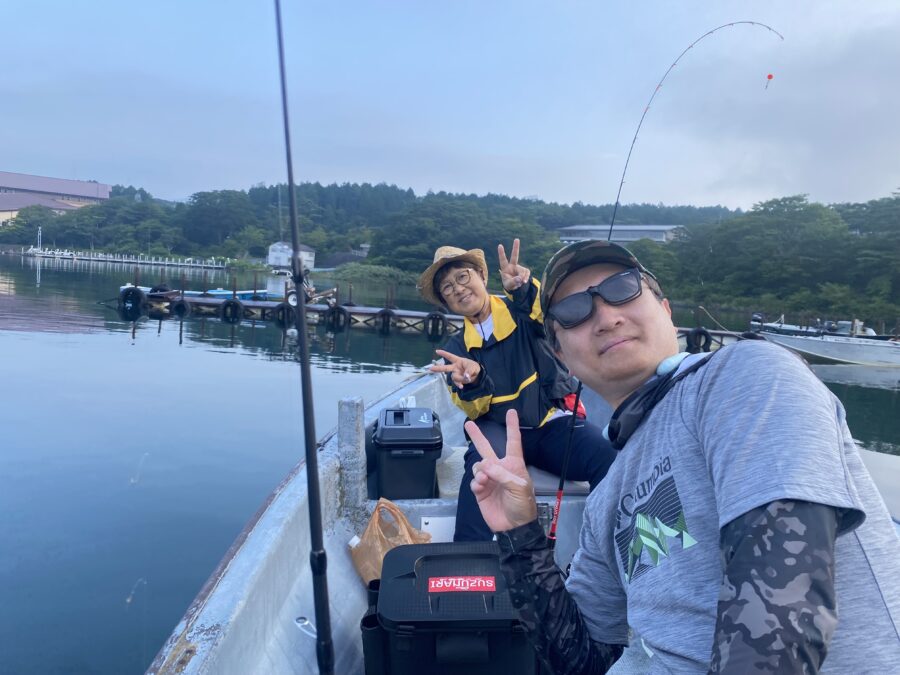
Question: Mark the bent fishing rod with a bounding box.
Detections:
[551,22,784,543]
[607,21,784,239]
[273,1,334,673]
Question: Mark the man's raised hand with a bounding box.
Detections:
[430,349,482,388]
[466,409,537,532]
[498,238,531,292]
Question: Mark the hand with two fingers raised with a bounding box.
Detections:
[498,238,531,292]
[466,409,538,532]
[429,349,482,388]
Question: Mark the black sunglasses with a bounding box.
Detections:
[548,267,644,329]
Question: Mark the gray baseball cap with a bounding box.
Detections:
[540,240,658,314]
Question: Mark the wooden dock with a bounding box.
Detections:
[118,285,744,349]
[119,285,466,339]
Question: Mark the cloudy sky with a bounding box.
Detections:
[3,1,898,208]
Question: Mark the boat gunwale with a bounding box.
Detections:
[147,372,436,673]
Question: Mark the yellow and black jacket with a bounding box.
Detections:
[440,277,577,428]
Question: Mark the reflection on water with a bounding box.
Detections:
[811,364,900,391]
[0,254,439,675]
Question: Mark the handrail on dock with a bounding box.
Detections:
[23,247,226,269]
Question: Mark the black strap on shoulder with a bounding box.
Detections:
[607,352,715,450]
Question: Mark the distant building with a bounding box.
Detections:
[267,241,315,270]
[558,224,681,245]
[317,244,371,270]
[0,170,111,225]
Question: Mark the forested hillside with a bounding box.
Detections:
[0,182,897,325]
[0,182,735,264]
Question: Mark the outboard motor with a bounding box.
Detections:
[750,312,765,330]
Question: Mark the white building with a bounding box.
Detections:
[267,241,315,270]
[558,224,681,245]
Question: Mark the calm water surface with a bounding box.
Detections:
[0,256,437,674]
[0,255,897,674]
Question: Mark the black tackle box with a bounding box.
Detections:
[361,542,540,674]
[373,408,442,499]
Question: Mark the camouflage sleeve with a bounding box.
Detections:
[709,500,839,674]
[497,520,625,674]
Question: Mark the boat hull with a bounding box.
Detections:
[761,332,900,367]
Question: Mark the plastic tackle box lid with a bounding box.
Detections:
[377,542,520,630]
[373,408,443,449]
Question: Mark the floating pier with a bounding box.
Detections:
[117,283,466,339]
[116,283,742,349]
[25,247,226,269]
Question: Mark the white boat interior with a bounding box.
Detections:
[751,315,881,337]
[149,371,900,674]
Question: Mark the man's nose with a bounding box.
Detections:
[589,294,624,331]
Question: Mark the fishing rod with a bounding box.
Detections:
[273,2,334,674]
[607,21,784,239]
[547,382,583,551]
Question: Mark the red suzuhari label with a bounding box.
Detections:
[427,576,496,593]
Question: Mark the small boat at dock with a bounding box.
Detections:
[750,314,900,367]
[756,331,900,367]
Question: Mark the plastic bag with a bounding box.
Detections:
[350,498,431,584]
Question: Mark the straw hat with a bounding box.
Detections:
[417,246,488,306]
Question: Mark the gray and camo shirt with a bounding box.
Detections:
[559,340,900,672]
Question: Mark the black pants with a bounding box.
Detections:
[453,415,616,542]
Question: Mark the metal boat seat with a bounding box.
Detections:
[527,465,590,496]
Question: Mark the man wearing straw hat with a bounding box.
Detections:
[419,239,616,541]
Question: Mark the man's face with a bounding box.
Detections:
[438,265,489,318]
[551,263,680,406]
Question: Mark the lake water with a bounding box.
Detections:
[0,254,897,674]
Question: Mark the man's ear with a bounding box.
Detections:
[661,297,672,317]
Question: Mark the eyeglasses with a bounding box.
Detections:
[439,269,475,297]
[548,267,644,329]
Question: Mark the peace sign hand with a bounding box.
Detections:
[430,349,482,388]
[498,238,530,292]
[467,409,537,532]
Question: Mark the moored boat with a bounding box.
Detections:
[750,313,888,338]
[756,331,900,367]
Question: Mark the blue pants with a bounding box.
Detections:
[453,415,616,542]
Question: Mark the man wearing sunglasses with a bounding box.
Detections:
[418,240,616,542]
[464,240,900,673]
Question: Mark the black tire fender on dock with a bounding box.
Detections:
[425,311,448,341]
[118,304,143,323]
[220,298,244,324]
[325,305,350,332]
[374,308,394,335]
[170,297,192,318]
[120,286,147,311]
[273,302,296,327]
[685,326,713,353]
